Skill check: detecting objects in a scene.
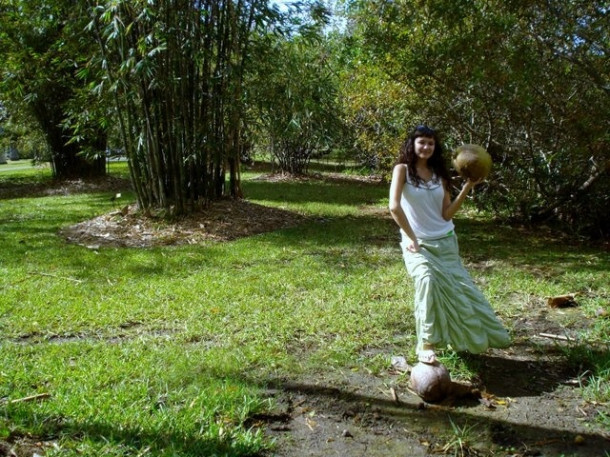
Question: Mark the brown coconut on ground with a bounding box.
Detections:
[409,362,481,403]
[410,362,452,402]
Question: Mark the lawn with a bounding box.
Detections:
[1,161,609,456]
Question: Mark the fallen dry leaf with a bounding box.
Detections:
[479,396,496,409]
[547,294,578,308]
[305,417,317,431]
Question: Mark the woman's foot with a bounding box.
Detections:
[417,349,437,364]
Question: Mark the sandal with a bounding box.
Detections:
[417,349,437,364]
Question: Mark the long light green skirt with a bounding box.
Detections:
[401,233,511,354]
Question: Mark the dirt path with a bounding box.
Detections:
[259,339,610,457]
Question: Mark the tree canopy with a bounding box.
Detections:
[0,0,106,178]
[0,0,608,236]
[248,33,342,174]
[343,0,609,236]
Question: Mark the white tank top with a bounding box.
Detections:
[400,171,455,241]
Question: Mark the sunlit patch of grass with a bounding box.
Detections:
[437,351,482,382]
[581,367,610,404]
[436,416,482,457]
[0,160,52,178]
[0,340,267,456]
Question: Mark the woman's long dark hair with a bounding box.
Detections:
[397,125,451,189]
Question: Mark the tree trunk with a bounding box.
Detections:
[34,104,106,180]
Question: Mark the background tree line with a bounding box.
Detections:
[340,0,609,238]
[0,0,608,237]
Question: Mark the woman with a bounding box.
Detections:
[388,125,510,364]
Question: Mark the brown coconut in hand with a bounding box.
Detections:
[453,144,492,181]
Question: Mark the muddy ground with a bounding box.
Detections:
[3,176,609,457]
[257,339,609,457]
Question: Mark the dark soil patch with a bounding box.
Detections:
[59,199,308,248]
[45,175,309,248]
[0,175,128,200]
[0,430,58,457]
[55,172,382,248]
[254,302,609,456]
[258,342,610,456]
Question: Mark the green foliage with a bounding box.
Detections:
[345,0,610,238]
[248,32,342,174]
[339,58,408,174]
[0,107,50,162]
[0,0,107,178]
[87,0,290,214]
[2,0,609,236]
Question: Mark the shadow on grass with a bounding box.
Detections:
[2,170,606,272]
[3,338,609,457]
[453,217,610,277]
[3,171,609,456]
[0,176,131,201]
[2,412,259,457]
[1,207,607,286]
[242,176,387,207]
[258,363,610,457]
[242,159,366,175]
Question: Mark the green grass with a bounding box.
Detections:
[0,159,43,172]
[1,163,609,455]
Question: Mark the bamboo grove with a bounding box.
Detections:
[89,0,269,215]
